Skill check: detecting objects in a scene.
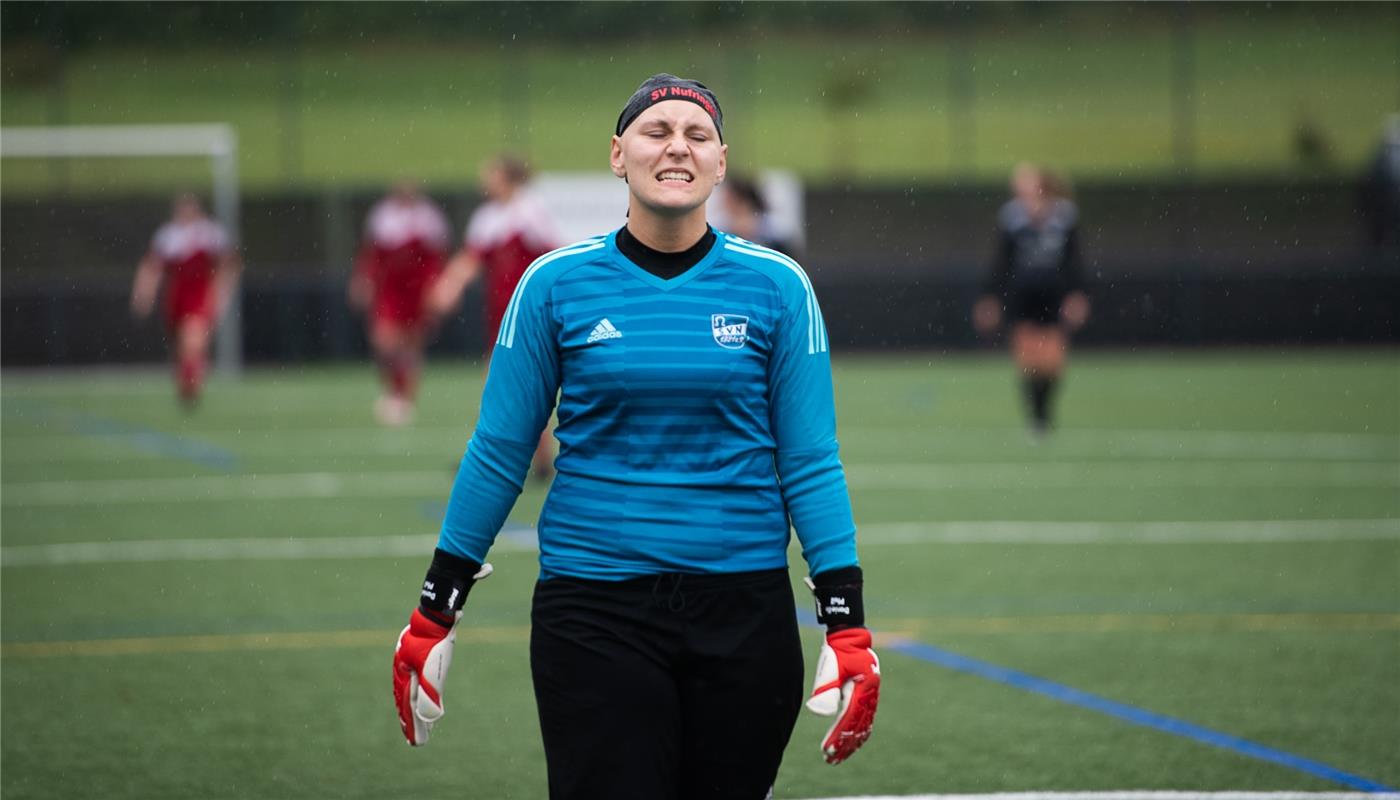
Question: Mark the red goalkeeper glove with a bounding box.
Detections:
[393,608,457,745]
[807,626,881,763]
[805,568,880,764]
[392,550,492,746]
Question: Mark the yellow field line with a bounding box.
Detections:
[1,625,531,659]
[870,612,1400,636]
[5,613,1396,659]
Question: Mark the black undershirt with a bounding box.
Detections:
[617,225,716,280]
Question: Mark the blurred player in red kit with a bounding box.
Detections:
[349,182,452,426]
[130,193,241,408]
[430,154,561,476]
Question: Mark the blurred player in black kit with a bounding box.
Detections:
[974,163,1089,437]
[1360,114,1400,250]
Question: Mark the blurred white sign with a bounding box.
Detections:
[532,171,805,249]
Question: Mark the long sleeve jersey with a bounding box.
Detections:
[985,197,1083,299]
[437,227,859,580]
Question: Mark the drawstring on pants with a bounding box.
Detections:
[650,573,687,612]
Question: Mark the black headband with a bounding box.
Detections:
[615,73,724,142]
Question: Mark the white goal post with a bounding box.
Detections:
[0,124,243,374]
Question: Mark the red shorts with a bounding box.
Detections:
[165,287,214,332]
[373,295,429,328]
[371,267,438,329]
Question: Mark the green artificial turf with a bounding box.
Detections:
[2,350,1397,798]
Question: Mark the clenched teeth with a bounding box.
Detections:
[657,171,693,182]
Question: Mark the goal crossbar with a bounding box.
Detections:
[1,124,235,159]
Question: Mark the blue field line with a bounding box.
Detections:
[897,638,1392,790]
[796,611,1394,792]
[11,403,240,471]
[71,417,240,473]
[71,415,238,471]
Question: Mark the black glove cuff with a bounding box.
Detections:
[810,565,865,629]
[418,548,483,619]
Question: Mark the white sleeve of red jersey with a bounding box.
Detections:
[150,223,173,258]
[424,202,451,253]
[517,193,561,253]
[365,200,388,242]
[462,203,494,257]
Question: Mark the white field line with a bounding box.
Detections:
[843,461,1399,490]
[3,425,1394,462]
[0,425,470,441]
[0,369,175,393]
[3,520,1396,567]
[0,470,451,506]
[3,461,1397,507]
[0,432,469,462]
[0,370,481,397]
[0,436,466,462]
[857,519,1400,545]
[796,794,1400,800]
[844,427,1400,461]
[2,534,443,566]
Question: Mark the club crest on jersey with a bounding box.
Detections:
[711,314,749,349]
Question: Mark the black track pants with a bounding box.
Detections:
[530,568,805,800]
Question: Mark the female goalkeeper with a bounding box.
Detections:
[391,73,880,799]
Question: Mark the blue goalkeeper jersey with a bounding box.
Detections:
[437,227,858,580]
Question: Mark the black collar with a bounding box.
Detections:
[617,225,716,280]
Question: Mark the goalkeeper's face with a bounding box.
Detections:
[610,100,727,219]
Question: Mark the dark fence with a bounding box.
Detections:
[3,179,1397,366]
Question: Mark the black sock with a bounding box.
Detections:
[1026,376,1057,427]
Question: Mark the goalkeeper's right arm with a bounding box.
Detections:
[391,548,492,746]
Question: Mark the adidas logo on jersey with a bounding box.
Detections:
[586,318,623,344]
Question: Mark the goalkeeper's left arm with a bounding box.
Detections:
[804,566,880,764]
[766,265,880,764]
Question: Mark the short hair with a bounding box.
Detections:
[724,175,767,214]
[1040,169,1074,201]
[490,154,532,186]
